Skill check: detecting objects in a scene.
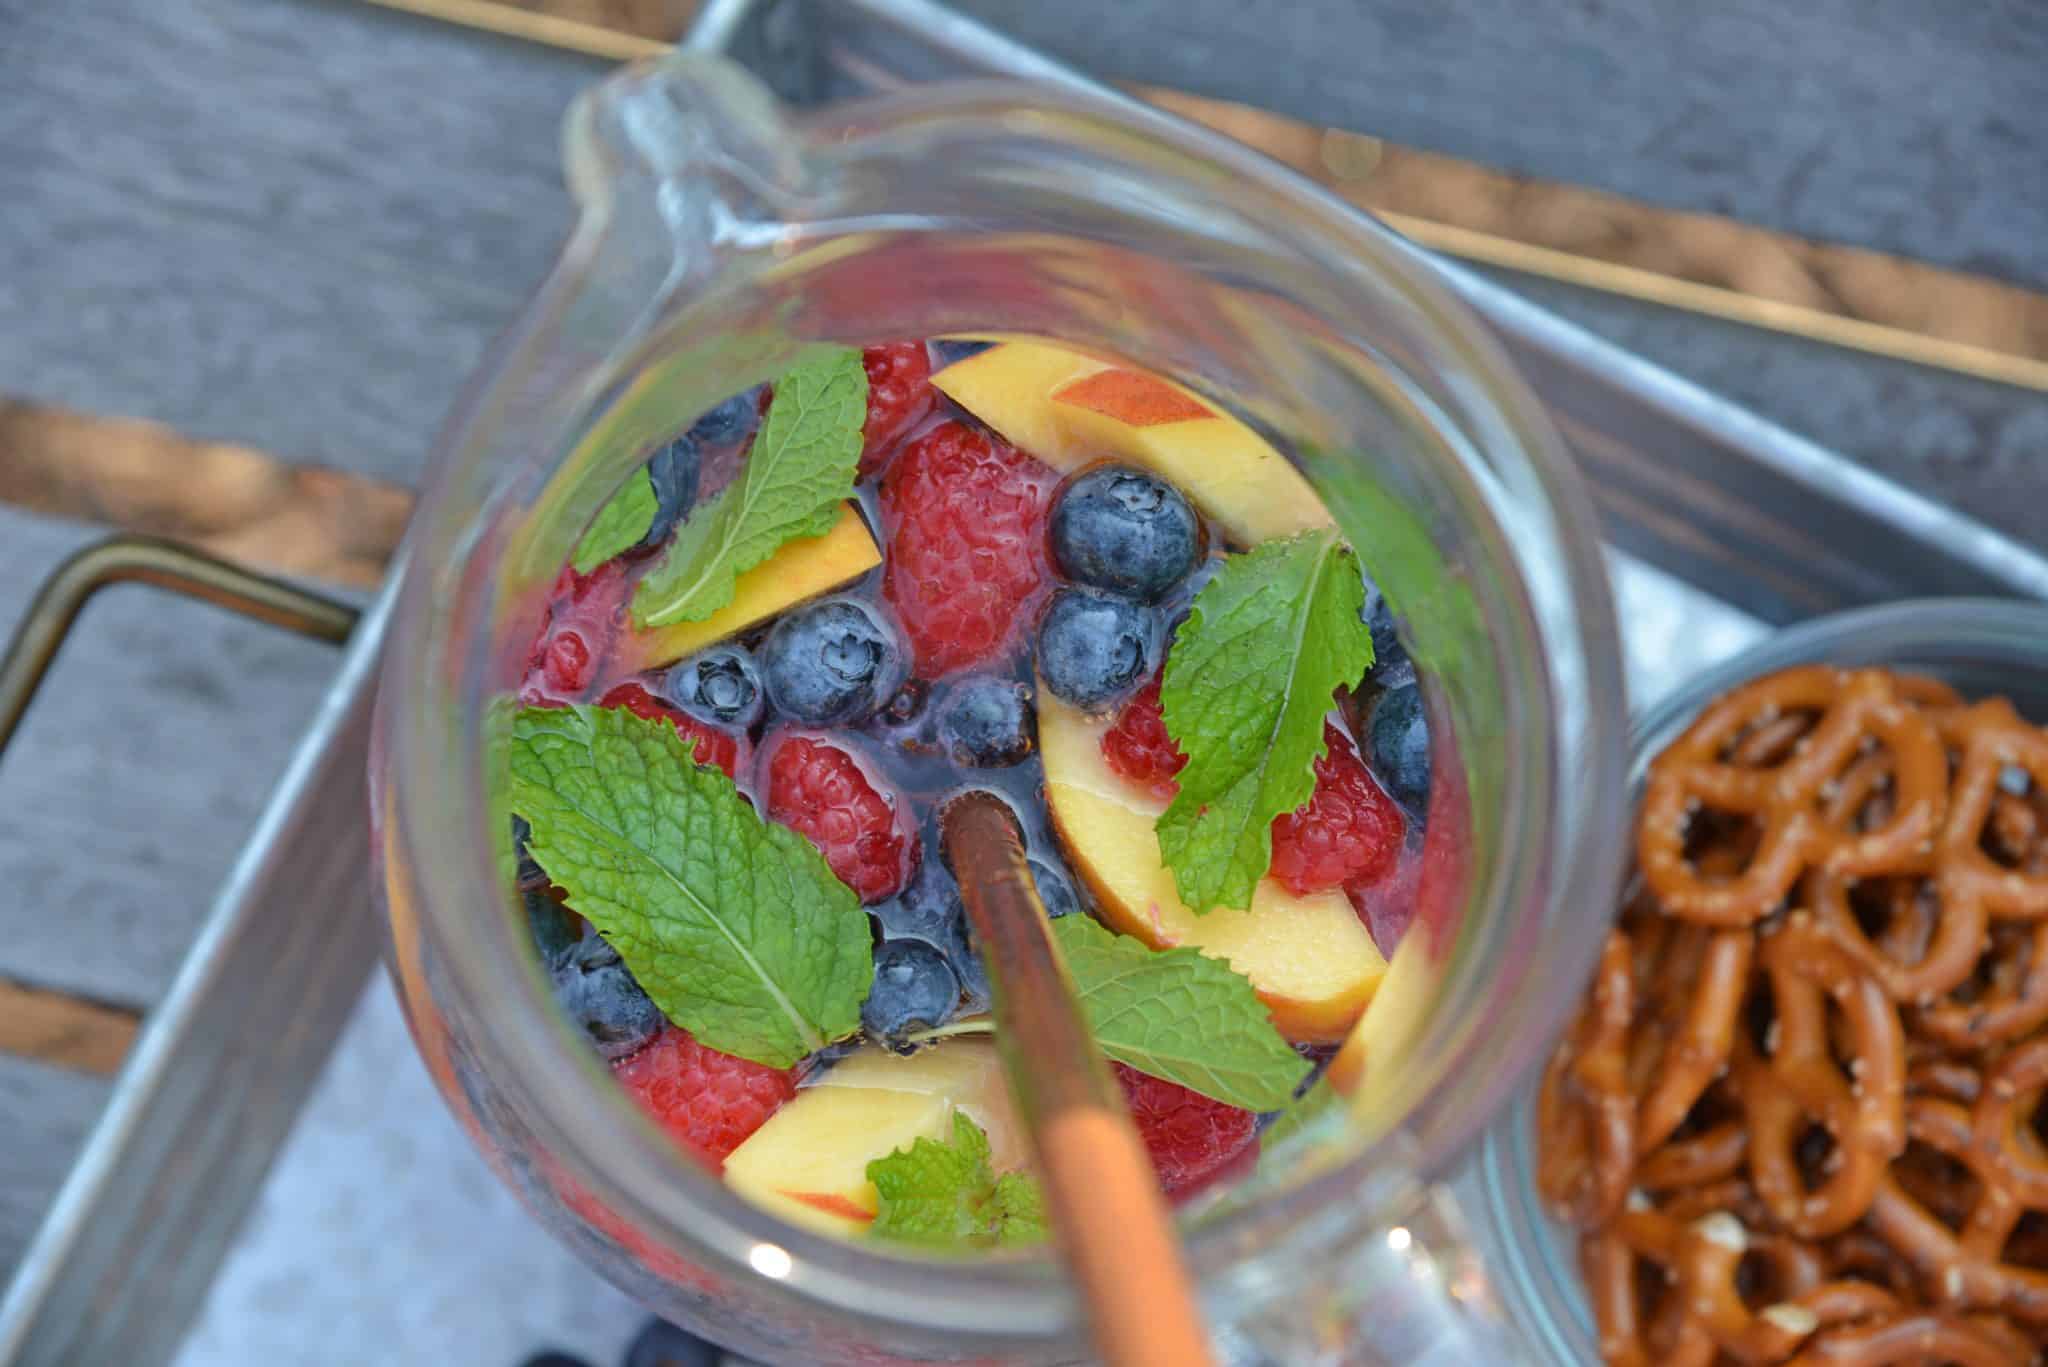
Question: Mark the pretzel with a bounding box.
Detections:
[1537,931,1637,1227]
[1811,870,1988,1007]
[1739,920,1908,1238]
[1584,1206,1718,1367]
[1780,1311,2020,1366]
[1917,919,2048,1050]
[1823,1229,1925,1300]
[1938,699,2048,920]
[1635,924,1753,1154]
[1639,667,1950,926]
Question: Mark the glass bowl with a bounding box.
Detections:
[1466,596,2048,1364]
[370,51,1626,1364]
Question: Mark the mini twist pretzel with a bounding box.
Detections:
[1916,919,2048,1050]
[1937,699,2048,922]
[1639,667,1949,926]
[1972,1038,2048,1211]
[1740,920,1908,1239]
[1537,931,1637,1227]
[1583,1207,1716,1367]
[1780,1311,2021,1366]
[1810,870,1988,1008]
[1864,1096,2048,1324]
[1635,924,1753,1155]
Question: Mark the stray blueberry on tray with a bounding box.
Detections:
[1037,587,1157,709]
[1369,680,1430,812]
[863,940,962,1048]
[1050,465,1201,602]
[937,677,1035,767]
[664,646,765,729]
[760,598,901,724]
[547,928,665,1062]
[642,436,702,549]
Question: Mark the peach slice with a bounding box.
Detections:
[1036,688,1385,1044]
[931,341,1332,545]
[616,503,879,672]
[722,1039,1023,1237]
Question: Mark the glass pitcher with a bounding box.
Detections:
[369,43,1626,1365]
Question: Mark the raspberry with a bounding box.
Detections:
[1114,1063,1257,1200]
[598,682,743,779]
[1269,721,1406,897]
[858,342,935,476]
[881,421,1055,677]
[611,1026,796,1170]
[521,561,628,701]
[1101,674,1186,801]
[765,734,918,902]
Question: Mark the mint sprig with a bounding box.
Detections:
[633,347,866,628]
[1052,917,1308,1110]
[867,1112,1047,1248]
[1156,531,1375,912]
[509,704,872,1068]
[571,466,658,572]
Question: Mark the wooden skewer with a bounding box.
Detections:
[940,790,1219,1367]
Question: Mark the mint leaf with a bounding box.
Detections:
[633,347,866,627]
[867,1112,1046,1248]
[571,466,658,572]
[509,704,872,1068]
[1156,531,1374,912]
[1051,916,1308,1110]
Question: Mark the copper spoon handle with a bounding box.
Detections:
[941,791,1218,1367]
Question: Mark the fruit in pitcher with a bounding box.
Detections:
[597,682,743,778]
[724,1040,1023,1235]
[1036,688,1387,1042]
[935,677,1036,768]
[1267,721,1405,897]
[662,645,766,730]
[1114,1063,1257,1199]
[860,940,962,1048]
[1099,673,1187,801]
[931,340,1331,544]
[880,420,1054,676]
[613,1025,798,1170]
[857,341,934,475]
[642,435,703,550]
[613,504,881,673]
[1369,680,1431,813]
[1035,587,1157,710]
[547,928,666,1062]
[759,598,902,726]
[1048,464,1202,602]
[764,733,917,903]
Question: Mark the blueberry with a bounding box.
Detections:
[760,598,902,724]
[664,646,765,729]
[1037,587,1157,710]
[929,339,994,366]
[870,864,963,951]
[524,886,581,965]
[1361,582,1411,683]
[548,928,665,1061]
[1050,465,1202,602]
[622,1317,720,1367]
[937,678,1035,767]
[642,436,702,548]
[1369,681,1431,812]
[1029,857,1082,919]
[687,389,760,446]
[862,940,962,1047]
[511,815,547,891]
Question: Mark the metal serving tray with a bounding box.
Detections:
[5,0,2046,1362]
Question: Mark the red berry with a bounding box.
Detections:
[880,420,1055,677]
[521,561,628,702]
[598,682,743,779]
[1268,721,1406,897]
[1114,1063,1258,1200]
[858,342,935,476]
[765,734,917,902]
[1101,674,1187,801]
[612,1026,796,1170]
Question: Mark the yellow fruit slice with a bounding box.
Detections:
[1036,688,1385,1043]
[616,503,879,672]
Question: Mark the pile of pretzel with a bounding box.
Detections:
[1539,665,2048,1365]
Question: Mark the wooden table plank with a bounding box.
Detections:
[0,1055,111,1273]
[0,980,138,1078]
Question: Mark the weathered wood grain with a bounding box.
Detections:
[0,1055,110,1273]
[0,402,410,592]
[0,980,139,1077]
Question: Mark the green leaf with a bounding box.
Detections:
[571,466,658,572]
[1051,916,1308,1110]
[633,346,866,627]
[509,704,872,1068]
[1156,531,1375,912]
[867,1112,1047,1248]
